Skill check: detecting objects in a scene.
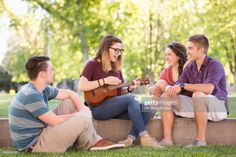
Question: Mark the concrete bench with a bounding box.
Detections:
[1,118,236,147]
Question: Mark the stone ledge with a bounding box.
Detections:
[92,118,236,145]
[1,118,236,147]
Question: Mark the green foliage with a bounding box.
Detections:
[1,145,236,157]
[0,66,11,92]
[1,0,236,87]
[3,47,30,82]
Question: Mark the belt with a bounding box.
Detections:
[23,143,36,153]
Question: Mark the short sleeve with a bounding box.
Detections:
[23,94,49,118]
[44,86,59,100]
[159,69,168,81]
[159,68,175,85]
[80,60,95,81]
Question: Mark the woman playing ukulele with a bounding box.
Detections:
[79,35,162,148]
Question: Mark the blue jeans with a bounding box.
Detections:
[90,94,153,139]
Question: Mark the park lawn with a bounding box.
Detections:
[1,146,236,157]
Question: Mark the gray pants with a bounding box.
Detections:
[32,99,102,153]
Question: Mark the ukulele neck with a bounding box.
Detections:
[107,82,134,90]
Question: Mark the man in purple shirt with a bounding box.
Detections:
[159,34,228,147]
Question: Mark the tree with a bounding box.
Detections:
[0,65,12,92]
[195,0,236,90]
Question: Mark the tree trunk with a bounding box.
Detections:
[232,54,236,92]
[77,22,89,62]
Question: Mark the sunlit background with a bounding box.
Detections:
[0,0,236,93]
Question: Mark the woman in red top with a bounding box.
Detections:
[79,35,162,148]
[149,42,187,97]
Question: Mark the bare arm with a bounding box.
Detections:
[38,111,76,126]
[149,79,168,96]
[39,88,92,126]
[78,76,121,91]
[120,79,141,95]
[78,76,101,91]
[184,83,214,95]
[56,89,85,111]
[167,83,214,97]
[56,89,92,117]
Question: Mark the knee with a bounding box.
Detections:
[161,92,169,98]
[124,94,141,110]
[62,98,74,108]
[192,91,206,98]
[74,114,93,127]
[63,98,73,104]
[125,94,137,104]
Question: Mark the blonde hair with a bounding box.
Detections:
[94,35,123,72]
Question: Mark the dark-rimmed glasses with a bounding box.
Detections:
[109,47,124,55]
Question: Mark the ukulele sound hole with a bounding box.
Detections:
[92,90,96,96]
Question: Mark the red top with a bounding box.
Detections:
[159,67,175,85]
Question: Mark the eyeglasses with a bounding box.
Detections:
[109,47,124,55]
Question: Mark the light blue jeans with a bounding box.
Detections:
[90,94,153,139]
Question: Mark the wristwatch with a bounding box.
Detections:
[179,83,185,90]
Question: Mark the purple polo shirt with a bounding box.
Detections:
[176,55,227,101]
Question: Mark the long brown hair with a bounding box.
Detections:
[94,35,123,72]
[167,42,187,75]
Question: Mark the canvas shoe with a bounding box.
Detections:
[184,140,207,148]
[140,134,163,148]
[118,138,133,147]
[90,139,125,151]
[158,139,173,146]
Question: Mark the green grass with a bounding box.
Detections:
[1,146,236,157]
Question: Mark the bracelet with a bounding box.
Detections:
[97,80,101,87]
[102,78,106,85]
[127,87,134,93]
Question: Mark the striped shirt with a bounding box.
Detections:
[8,82,58,151]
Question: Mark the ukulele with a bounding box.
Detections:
[84,78,150,107]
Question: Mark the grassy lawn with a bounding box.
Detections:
[1,93,236,156]
[1,146,236,157]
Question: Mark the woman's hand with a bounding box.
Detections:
[128,79,141,91]
[152,86,163,97]
[104,76,122,85]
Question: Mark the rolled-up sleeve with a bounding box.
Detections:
[175,67,189,85]
[203,61,225,88]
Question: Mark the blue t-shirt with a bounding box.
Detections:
[8,82,58,151]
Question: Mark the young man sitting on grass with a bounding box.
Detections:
[8,56,124,153]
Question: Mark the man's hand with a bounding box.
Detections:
[167,85,181,97]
